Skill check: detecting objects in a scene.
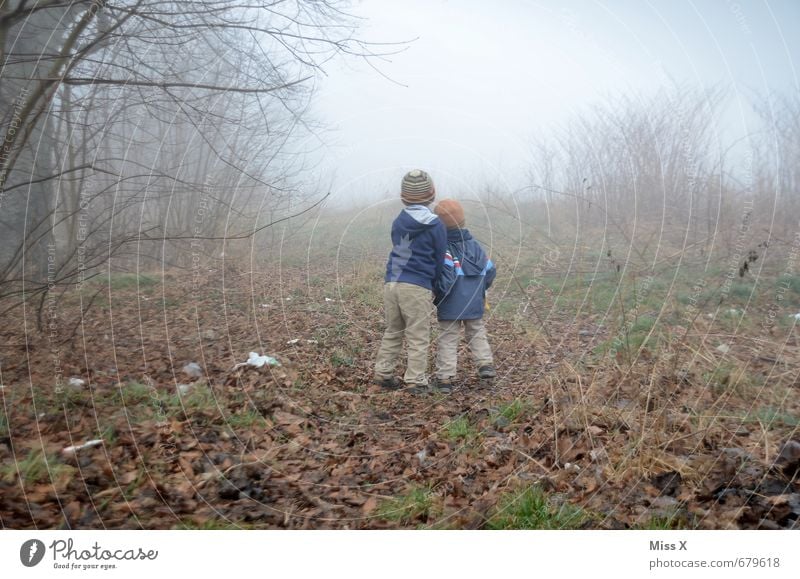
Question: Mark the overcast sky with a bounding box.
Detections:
[309,0,800,205]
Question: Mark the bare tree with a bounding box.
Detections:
[0,0,395,319]
[525,84,727,263]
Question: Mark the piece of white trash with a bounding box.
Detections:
[68,377,86,388]
[246,352,280,368]
[232,352,281,371]
[716,344,731,354]
[182,362,203,378]
[62,439,103,456]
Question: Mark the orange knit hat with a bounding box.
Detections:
[435,199,465,229]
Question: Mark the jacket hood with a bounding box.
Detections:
[446,228,473,243]
[445,229,486,276]
[396,205,441,237]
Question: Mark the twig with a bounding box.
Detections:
[514,449,551,474]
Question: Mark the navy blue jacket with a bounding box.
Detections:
[434,228,496,320]
[384,205,447,291]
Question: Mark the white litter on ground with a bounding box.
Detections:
[68,377,86,388]
[62,439,103,455]
[182,362,203,378]
[716,344,731,354]
[233,352,281,370]
[248,352,280,367]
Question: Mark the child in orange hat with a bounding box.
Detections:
[432,199,497,393]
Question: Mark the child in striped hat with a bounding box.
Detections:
[374,170,447,392]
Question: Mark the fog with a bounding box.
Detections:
[312,0,800,205]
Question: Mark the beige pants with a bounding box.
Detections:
[435,318,493,380]
[374,282,433,385]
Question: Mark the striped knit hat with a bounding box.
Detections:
[400,169,435,205]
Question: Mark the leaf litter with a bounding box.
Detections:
[0,267,798,529]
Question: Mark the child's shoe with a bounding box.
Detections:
[478,365,497,379]
[375,376,402,390]
[431,377,455,394]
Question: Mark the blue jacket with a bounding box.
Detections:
[434,228,496,320]
[384,205,447,291]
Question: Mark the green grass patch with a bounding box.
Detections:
[489,298,518,318]
[340,278,382,308]
[0,408,8,438]
[589,285,617,311]
[226,408,266,430]
[702,363,757,397]
[0,449,73,485]
[115,381,154,407]
[446,416,479,441]
[640,508,694,530]
[167,383,217,417]
[729,281,754,301]
[98,423,119,445]
[376,486,437,525]
[592,315,659,359]
[330,350,355,367]
[630,315,656,334]
[743,406,800,428]
[627,315,659,352]
[496,399,529,423]
[487,485,590,529]
[55,385,86,409]
[781,274,800,295]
